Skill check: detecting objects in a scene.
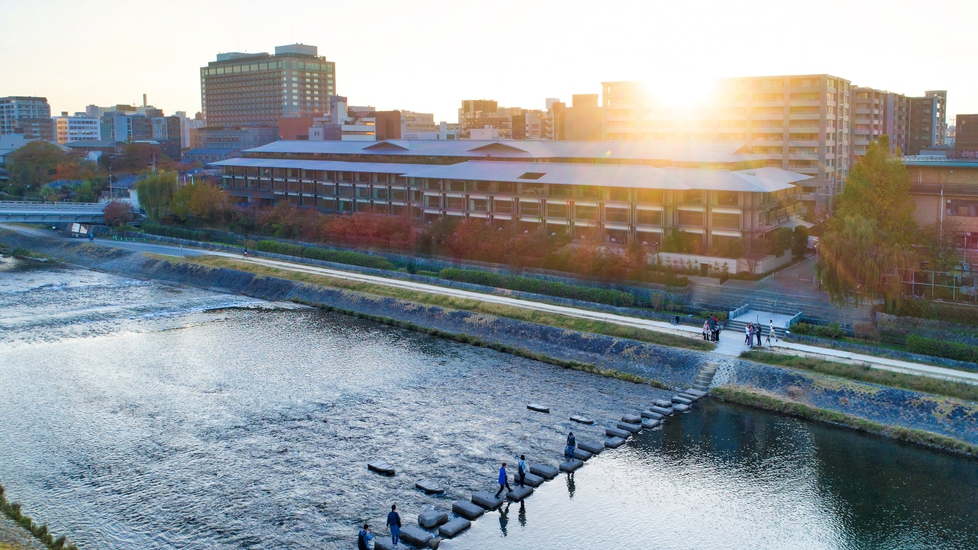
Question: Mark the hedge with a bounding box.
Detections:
[790,322,846,339]
[439,268,635,307]
[255,240,393,270]
[891,299,978,327]
[906,334,978,363]
[142,222,210,243]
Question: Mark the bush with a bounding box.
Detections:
[906,335,978,363]
[698,311,728,322]
[255,240,393,270]
[790,322,845,339]
[891,299,978,327]
[439,268,636,307]
[142,222,209,242]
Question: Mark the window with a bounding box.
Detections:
[947,200,978,217]
[716,191,739,206]
[682,190,704,205]
[446,197,465,210]
[469,198,488,212]
[574,205,597,220]
[636,210,662,225]
[712,212,741,229]
[605,207,629,223]
[494,200,514,213]
[678,210,704,226]
[546,203,568,218]
[609,188,630,201]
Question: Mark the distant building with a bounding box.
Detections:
[908,95,940,155]
[954,114,978,158]
[458,100,512,138]
[0,134,35,165]
[175,111,202,150]
[849,87,908,162]
[903,156,978,251]
[0,96,54,141]
[191,126,278,151]
[401,111,458,140]
[182,148,242,164]
[926,90,948,146]
[200,44,336,127]
[551,94,602,141]
[54,112,102,144]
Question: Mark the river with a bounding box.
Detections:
[0,256,976,549]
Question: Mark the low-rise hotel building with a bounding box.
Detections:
[214,140,811,251]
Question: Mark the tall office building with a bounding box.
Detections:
[0,96,54,141]
[200,44,336,127]
[925,90,947,146]
[850,87,908,163]
[601,75,851,209]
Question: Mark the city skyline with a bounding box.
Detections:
[3,0,977,124]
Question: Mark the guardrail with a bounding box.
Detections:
[0,201,106,211]
[729,303,750,320]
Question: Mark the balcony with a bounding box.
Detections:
[910,183,978,196]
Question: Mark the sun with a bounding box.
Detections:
[641,75,718,113]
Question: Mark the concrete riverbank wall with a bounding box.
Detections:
[4,229,978,451]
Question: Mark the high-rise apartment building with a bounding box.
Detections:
[925,90,947,146]
[0,96,54,141]
[601,75,851,209]
[552,94,603,141]
[850,87,908,163]
[54,112,102,144]
[908,95,939,156]
[954,114,978,157]
[200,44,336,127]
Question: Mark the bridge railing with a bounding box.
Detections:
[0,201,106,211]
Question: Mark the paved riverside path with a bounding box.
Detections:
[9,226,976,387]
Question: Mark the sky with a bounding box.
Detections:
[3,0,977,124]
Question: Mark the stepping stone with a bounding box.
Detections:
[375,540,395,550]
[606,426,631,439]
[416,479,445,494]
[684,388,708,399]
[516,472,544,487]
[674,403,691,413]
[530,464,559,480]
[439,517,471,539]
[399,525,433,548]
[506,485,534,502]
[672,395,693,405]
[559,459,584,472]
[621,414,642,424]
[452,500,484,520]
[527,403,550,413]
[471,491,504,510]
[573,448,592,461]
[679,392,700,402]
[367,461,395,476]
[617,422,641,433]
[641,410,664,420]
[577,441,603,455]
[654,399,673,408]
[570,415,595,424]
[605,436,626,448]
[419,510,449,529]
[649,406,674,416]
[641,418,660,430]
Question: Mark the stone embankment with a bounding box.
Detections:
[3,229,978,455]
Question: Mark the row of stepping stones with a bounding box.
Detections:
[368,389,709,548]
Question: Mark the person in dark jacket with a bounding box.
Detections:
[564,432,576,460]
[495,462,512,498]
[357,524,372,550]
[517,455,527,487]
[386,504,401,548]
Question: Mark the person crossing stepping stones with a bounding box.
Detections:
[564,432,576,461]
[517,455,527,487]
[357,524,372,550]
[495,462,512,498]
[386,504,401,548]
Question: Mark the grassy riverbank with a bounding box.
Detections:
[0,486,76,550]
[740,350,978,402]
[171,255,714,352]
[712,386,978,458]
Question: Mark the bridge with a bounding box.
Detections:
[0,201,105,223]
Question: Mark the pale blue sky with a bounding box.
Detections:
[2,0,976,124]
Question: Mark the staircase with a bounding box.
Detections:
[692,361,719,392]
[724,318,792,340]
[690,284,873,327]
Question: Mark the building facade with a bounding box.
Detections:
[552,94,603,141]
[908,95,940,156]
[215,140,809,253]
[0,96,53,141]
[601,75,851,210]
[954,114,978,158]
[850,87,908,162]
[904,157,978,252]
[200,44,336,127]
[926,90,948,146]
[54,113,102,144]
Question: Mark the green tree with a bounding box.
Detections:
[791,226,809,259]
[817,137,919,308]
[170,180,229,224]
[772,227,793,257]
[5,141,67,196]
[135,172,178,221]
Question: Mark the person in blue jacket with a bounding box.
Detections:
[357,523,372,550]
[494,462,512,498]
[386,504,401,548]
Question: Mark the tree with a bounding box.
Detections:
[5,141,67,196]
[791,226,809,259]
[818,137,920,308]
[171,180,229,224]
[772,228,793,257]
[135,172,178,221]
[103,201,135,227]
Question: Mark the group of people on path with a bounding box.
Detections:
[357,504,402,549]
[744,321,778,348]
[701,315,721,342]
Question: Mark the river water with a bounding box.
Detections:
[1,256,976,549]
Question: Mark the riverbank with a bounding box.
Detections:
[3,227,978,457]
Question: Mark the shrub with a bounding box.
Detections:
[255,240,393,270]
[813,323,845,339]
[906,335,978,363]
[891,299,978,327]
[790,322,814,335]
[439,268,636,307]
[698,311,728,322]
[142,222,209,242]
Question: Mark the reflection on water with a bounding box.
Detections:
[0,260,976,549]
